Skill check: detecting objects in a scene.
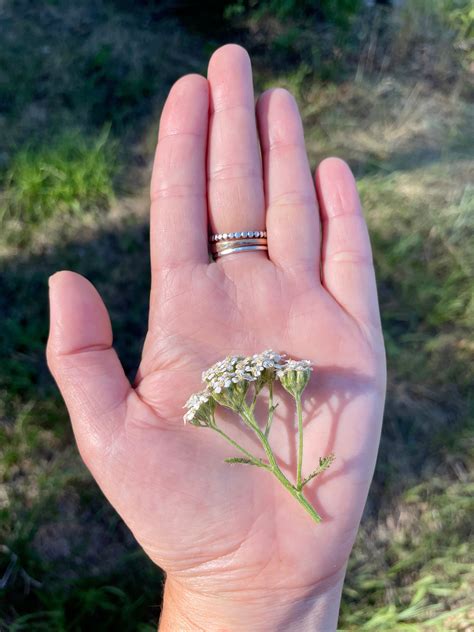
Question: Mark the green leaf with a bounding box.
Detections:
[302,454,335,486]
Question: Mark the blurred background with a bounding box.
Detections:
[0,0,473,629]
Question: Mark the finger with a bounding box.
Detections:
[315,158,381,327]
[150,74,209,274]
[207,44,265,240]
[257,88,320,272]
[46,271,132,469]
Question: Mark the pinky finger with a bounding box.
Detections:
[316,158,381,328]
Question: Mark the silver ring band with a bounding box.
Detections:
[210,230,266,242]
[213,244,268,258]
[209,230,268,259]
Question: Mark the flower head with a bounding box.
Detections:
[277,359,313,397]
[202,354,250,410]
[246,350,287,393]
[250,350,286,373]
[201,350,286,410]
[183,389,216,426]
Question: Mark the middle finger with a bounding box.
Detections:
[207,45,265,240]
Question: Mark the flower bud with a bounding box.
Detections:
[183,390,216,426]
[277,359,312,397]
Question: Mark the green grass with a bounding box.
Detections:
[1,129,116,231]
[0,401,162,629]
[291,54,473,629]
[1,0,473,629]
[341,475,474,630]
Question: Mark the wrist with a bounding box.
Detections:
[158,569,345,632]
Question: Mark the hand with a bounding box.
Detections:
[47,45,386,631]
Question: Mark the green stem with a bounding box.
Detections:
[212,427,267,468]
[249,385,259,413]
[239,403,321,523]
[296,394,304,491]
[294,490,322,523]
[264,381,275,438]
[240,404,280,471]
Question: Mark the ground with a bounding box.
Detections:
[0,1,473,630]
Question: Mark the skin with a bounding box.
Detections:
[47,45,386,630]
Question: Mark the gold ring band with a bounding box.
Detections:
[211,238,267,252]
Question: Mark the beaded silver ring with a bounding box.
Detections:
[210,230,267,242]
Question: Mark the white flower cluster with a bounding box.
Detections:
[183,390,212,424]
[277,359,312,378]
[277,359,313,397]
[184,350,313,423]
[202,350,286,393]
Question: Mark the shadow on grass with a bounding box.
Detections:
[0,0,214,165]
[0,218,162,627]
[1,210,471,469]
[0,478,163,630]
[1,160,472,630]
[0,220,149,401]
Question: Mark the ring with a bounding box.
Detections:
[212,238,267,251]
[210,230,266,242]
[213,244,268,258]
[209,230,268,259]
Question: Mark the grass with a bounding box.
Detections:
[342,476,474,630]
[1,129,116,236]
[1,0,473,629]
[0,401,162,629]
[284,40,473,627]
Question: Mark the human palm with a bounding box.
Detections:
[48,45,385,624]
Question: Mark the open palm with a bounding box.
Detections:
[47,45,385,627]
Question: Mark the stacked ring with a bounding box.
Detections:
[209,230,268,259]
[210,230,266,242]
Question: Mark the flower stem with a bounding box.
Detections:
[212,427,267,468]
[239,403,321,523]
[264,381,275,438]
[294,490,322,523]
[249,391,257,413]
[240,404,280,472]
[296,394,304,491]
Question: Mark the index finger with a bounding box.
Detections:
[150,74,210,276]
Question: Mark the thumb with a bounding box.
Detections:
[47,271,132,472]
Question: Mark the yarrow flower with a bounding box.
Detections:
[183,351,331,524]
[246,350,287,394]
[277,359,313,397]
[202,356,242,389]
[183,389,215,426]
[199,350,288,410]
[201,355,248,409]
[187,351,312,413]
